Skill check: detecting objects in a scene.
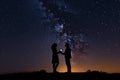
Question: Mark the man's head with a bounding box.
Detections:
[65,43,70,47]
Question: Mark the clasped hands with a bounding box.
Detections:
[58,50,64,55]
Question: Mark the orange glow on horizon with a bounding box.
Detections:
[58,66,85,72]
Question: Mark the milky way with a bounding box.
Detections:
[39,0,88,55]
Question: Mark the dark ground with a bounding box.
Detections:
[0,71,120,80]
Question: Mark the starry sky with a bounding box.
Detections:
[0,0,120,74]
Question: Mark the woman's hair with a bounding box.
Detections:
[51,43,57,49]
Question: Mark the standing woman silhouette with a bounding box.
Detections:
[51,43,59,73]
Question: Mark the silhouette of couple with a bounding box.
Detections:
[51,43,71,73]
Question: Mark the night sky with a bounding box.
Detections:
[0,0,120,74]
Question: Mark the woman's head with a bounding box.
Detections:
[51,43,57,49]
